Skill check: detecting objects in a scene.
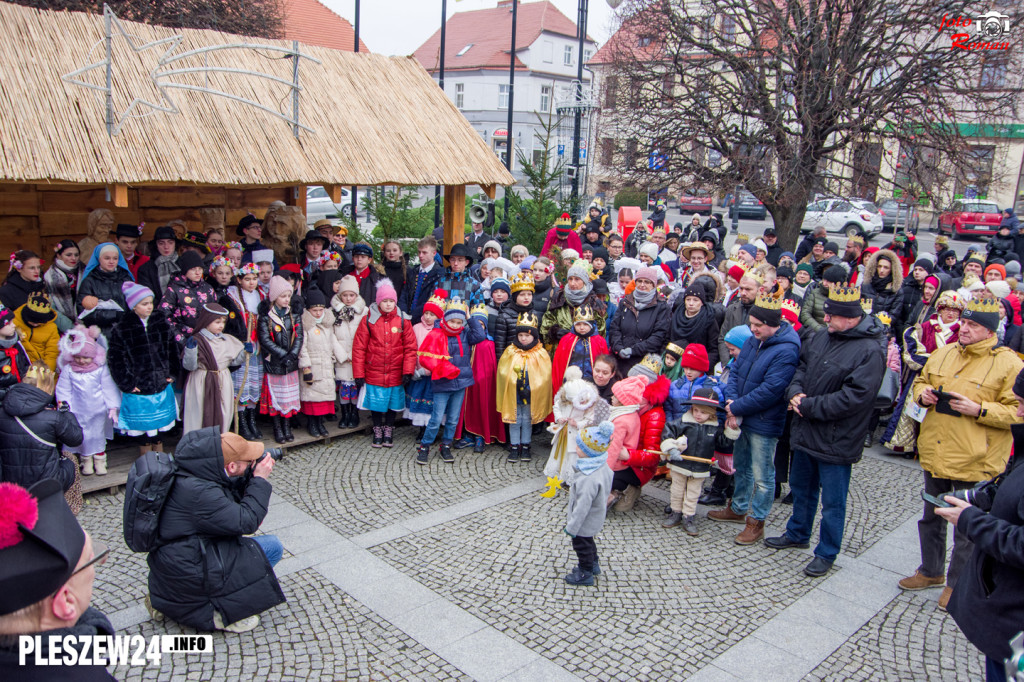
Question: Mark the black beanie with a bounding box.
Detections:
[823,265,847,284]
[776,265,795,281]
[913,258,934,274]
[1014,367,1024,400]
[177,250,205,274]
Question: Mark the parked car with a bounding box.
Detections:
[727,191,768,220]
[936,199,1002,238]
[800,198,883,238]
[878,200,920,234]
[678,189,713,215]
[306,186,356,224]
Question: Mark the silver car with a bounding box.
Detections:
[306,186,355,224]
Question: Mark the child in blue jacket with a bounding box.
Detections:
[665,343,723,424]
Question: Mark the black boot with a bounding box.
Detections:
[308,414,321,438]
[507,444,520,463]
[348,405,361,428]
[281,416,294,442]
[520,443,532,463]
[339,405,349,430]
[382,425,394,447]
[272,416,286,444]
[247,408,263,440]
[237,411,256,441]
[698,471,730,506]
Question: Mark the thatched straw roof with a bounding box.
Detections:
[0,2,515,188]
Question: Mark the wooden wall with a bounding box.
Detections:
[0,184,297,257]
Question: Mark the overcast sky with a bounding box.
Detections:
[320,0,619,56]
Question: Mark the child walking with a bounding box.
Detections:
[298,288,344,437]
[220,263,264,440]
[543,366,610,494]
[109,282,177,452]
[182,303,247,434]
[495,311,552,463]
[660,387,740,535]
[563,420,615,587]
[258,275,305,443]
[330,275,368,429]
[55,325,121,476]
[404,290,446,437]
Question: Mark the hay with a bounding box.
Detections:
[0,2,515,188]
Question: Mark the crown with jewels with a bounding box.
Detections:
[426,290,447,309]
[965,294,1001,315]
[516,311,539,329]
[860,297,874,314]
[781,298,801,317]
[753,290,782,311]
[470,302,488,319]
[638,352,663,377]
[510,270,535,294]
[573,305,596,323]
[744,267,765,285]
[445,297,469,316]
[25,292,52,315]
[828,285,861,303]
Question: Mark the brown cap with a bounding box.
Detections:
[221,432,266,464]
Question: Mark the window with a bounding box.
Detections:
[584,49,592,63]
[540,85,551,112]
[625,139,638,167]
[498,84,510,110]
[637,36,652,47]
[308,187,327,199]
[564,45,574,66]
[601,137,614,165]
[542,40,553,63]
[721,16,738,42]
[603,76,618,109]
[456,44,473,57]
[532,149,545,166]
[957,145,995,197]
[455,83,464,109]
[980,57,1008,89]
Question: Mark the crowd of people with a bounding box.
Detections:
[1,201,1023,680]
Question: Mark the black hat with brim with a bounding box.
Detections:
[299,230,330,252]
[447,243,475,263]
[236,215,263,237]
[114,223,142,239]
[153,225,178,243]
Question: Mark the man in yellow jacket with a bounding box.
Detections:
[899,295,1023,610]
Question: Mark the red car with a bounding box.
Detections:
[937,200,1002,238]
[678,189,713,215]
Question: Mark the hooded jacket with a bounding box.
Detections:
[660,410,740,477]
[607,293,670,371]
[351,304,417,388]
[0,383,82,490]
[717,296,753,366]
[298,308,344,403]
[724,323,801,438]
[787,314,886,464]
[147,427,286,630]
[860,249,906,327]
[329,293,368,382]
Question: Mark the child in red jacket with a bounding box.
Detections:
[605,375,646,508]
[610,374,669,512]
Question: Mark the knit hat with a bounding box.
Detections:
[753,239,768,254]
[961,295,1001,332]
[178,250,205,274]
[490,276,511,296]
[375,278,397,304]
[724,324,753,349]
[628,353,663,383]
[0,305,13,329]
[796,263,814,278]
[575,420,615,459]
[966,254,986,269]
[738,244,757,259]
[589,245,610,264]
[1007,261,1022,278]
[683,283,706,304]
[674,343,707,373]
[638,242,660,262]
[913,258,934,275]
[986,280,1011,299]
[554,212,572,236]
[985,263,1006,281]
[58,324,105,368]
[121,281,154,311]
[686,386,721,412]
[520,255,537,271]
[560,248,580,261]
[727,262,748,283]
[483,240,502,255]
[305,287,327,308]
[337,275,359,297]
[821,241,838,254]
[498,221,511,235]
[444,297,469,322]
[664,342,685,362]
[750,291,783,326]
[423,289,447,320]
[824,285,864,318]
[823,265,847,284]
[611,375,646,406]
[268,275,293,303]
[776,265,795,281]
[566,258,594,284]
[634,266,661,285]
[21,292,56,326]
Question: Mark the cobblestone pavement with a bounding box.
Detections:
[74,426,985,680]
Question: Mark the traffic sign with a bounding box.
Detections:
[557,144,564,156]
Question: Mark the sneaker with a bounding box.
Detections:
[416,444,430,466]
[662,511,683,528]
[764,534,810,550]
[804,556,834,578]
[453,436,475,450]
[519,444,532,462]
[507,445,520,463]
[213,611,260,633]
[439,442,455,463]
[898,571,945,591]
[473,436,485,453]
[564,566,595,586]
[937,586,953,611]
[682,515,699,536]
[707,506,748,524]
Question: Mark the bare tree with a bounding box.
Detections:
[605,0,1022,247]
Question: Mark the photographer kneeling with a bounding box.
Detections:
[146,429,286,633]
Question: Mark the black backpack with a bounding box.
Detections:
[122,451,177,552]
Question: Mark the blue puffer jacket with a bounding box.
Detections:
[431,316,487,393]
[724,323,801,437]
[665,374,723,424]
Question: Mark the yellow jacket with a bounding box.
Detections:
[13,305,59,371]
[911,335,1023,482]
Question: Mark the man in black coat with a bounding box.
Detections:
[762,227,784,267]
[0,379,82,492]
[146,429,286,632]
[765,284,885,577]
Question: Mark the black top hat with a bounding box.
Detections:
[236,214,263,237]
[113,223,143,239]
[447,243,475,263]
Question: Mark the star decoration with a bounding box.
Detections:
[540,477,562,498]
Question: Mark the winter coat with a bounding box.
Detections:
[493,299,535,358]
[799,283,828,334]
[859,249,906,329]
[541,288,607,348]
[661,411,739,476]
[607,295,670,371]
[787,314,887,465]
[987,233,1018,264]
[911,335,1023,482]
[298,309,344,403]
[948,458,1024,662]
[794,234,818,264]
[542,229,583,259]
[437,268,484,307]
[44,262,82,323]
[351,304,417,388]
[416,317,487,392]
[257,301,304,375]
[347,265,385,307]
[0,274,45,313]
[669,305,720,370]
[0,383,81,491]
[398,263,443,323]
[0,340,31,404]
[108,310,174,395]
[147,427,286,631]
[608,409,642,472]
[136,257,174,307]
[623,403,666,487]
[0,606,116,682]
[77,267,133,337]
[532,276,554,315]
[717,297,753,368]
[329,294,368,382]
[565,460,613,537]
[160,276,218,348]
[666,374,723,424]
[13,305,59,371]
[56,363,121,457]
[725,323,801,438]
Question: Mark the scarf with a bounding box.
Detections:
[672,303,711,341]
[196,328,225,430]
[576,454,606,475]
[565,282,592,306]
[69,355,100,373]
[632,287,656,308]
[240,287,261,314]
[55,258,80,286]
[0,334,20,349]
[870,272,893,293]
[609,403,639,421]
[155,254,180,291]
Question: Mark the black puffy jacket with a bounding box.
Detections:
[108,309,174,395]
[0,342,31,405]
[607,295,671,372]
[0,274,45,313]
[147,427,285,630]
[533,277,554,316]
[661,413,736,476]
[860,249,906,329]
[77,268,133,337]
[787,314,886,465]
[0,383,81,490]
[493,299,534,358]
[257,300,304,375]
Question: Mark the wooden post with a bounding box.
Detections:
[443,185,466,259]
[481,184,496,200]
[324,185,343,203]
[108,184,128,208]
[290,185,308,215]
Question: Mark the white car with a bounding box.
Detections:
[800,198,883,238]
[306,186,356,224]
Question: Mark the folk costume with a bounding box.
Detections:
[221,268,265,440]
[182,304,245,434]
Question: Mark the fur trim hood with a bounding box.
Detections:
[864,248,904,291]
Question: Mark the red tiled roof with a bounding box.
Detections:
[282,0,370,53]
[413,0,592,73]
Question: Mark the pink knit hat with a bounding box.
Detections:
[611,375,646,406]
[634,266,661,285]
[375,278,397,305]
[268,275,293,303]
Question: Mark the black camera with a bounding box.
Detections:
[255,447,284,465]
[949,476,1001,512]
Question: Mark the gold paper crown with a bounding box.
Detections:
[516,311,539,329]
[638,352,663,376]
[578,426,609,454]
[828,285,862,303]
[962,273,980,289]
[753,291,782,311]
[470,302,488,318]
[25,292,52,314]
[664,342,685,357]
[573,305,596,323]
[744,268,765,285]
[23,364,56,394]
[860,298,874,314]
[966,295,1000,315]
[554,212,572,227]
[781,298,801,317]
[445,297,469,316]
[876,311,892,326]
[510,270,535,294]
[426,291,447,310]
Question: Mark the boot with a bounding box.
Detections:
[519,443,532,463]
[272,416,287,444]
[238,411,257,441]
[349,405,361,429]
[735,517,765,545]
[307,415,321,438]
[682,515,699,536]
[507,444,520,463]
[80,454,94,476]
[247,408,263,439]
[708,505,747,524]
[439,441,454,463]
[339,405,350,430]
[698,471,730,506]
[372,426,384,447]
[282,416,294,442]
[382,425,394,447]
[613,485,641,512]
[564,567,595,586]
[93,453,108,476]
[662,511,683,528]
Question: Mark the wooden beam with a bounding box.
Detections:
[481,184,496,200]
[443,185,466,259]
[323,184,343,203]
[290,185,307,215]
[108,184,128,208]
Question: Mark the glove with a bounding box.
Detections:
[354,378,365,389]
[667,449,684,463]
[244,342,255,354]
[302,369,314,385]
[107,408,119,423]
[57,401,70,413]
[402,373,413,387]
[619,347,632,359]
[185,337,198,350]
[414,366,430,379]
[563,528,576,538]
